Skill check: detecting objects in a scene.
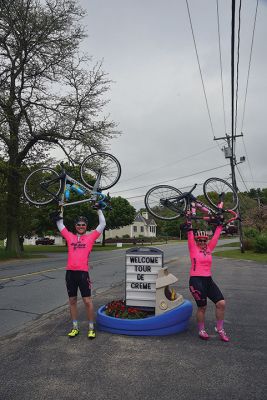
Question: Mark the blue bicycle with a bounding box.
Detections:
[23,152,121,209]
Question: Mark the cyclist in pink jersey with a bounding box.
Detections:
[51,208,106,339]
[184,221,229,342]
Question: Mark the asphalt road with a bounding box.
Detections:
[0,249,266,400]
[0,243,188,336]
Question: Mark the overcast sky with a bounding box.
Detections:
[77,0,267,209]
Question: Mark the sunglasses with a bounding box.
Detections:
[197,239,207,243]
[76,223,86,227]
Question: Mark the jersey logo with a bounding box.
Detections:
[71,242,86,250]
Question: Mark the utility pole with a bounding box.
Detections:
[213,0,245,253]
[214,134,245,253]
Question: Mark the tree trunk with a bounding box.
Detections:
[5,164,22,255]
[102,228,106,246]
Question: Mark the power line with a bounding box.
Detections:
[118,145,218,184]
[238,0,259,193]
[231,0,236,157]
[236,180,267,185]
[185,0,219,145]
[234,0,242,141]
[240,0,259,132]
[125,177,267,204]
[216,0,227,134]
[113,163,229,194]
[124,184,196,201]
[236,164,249,192]
[241,136,255,188]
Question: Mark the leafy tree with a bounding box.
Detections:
[244,188,267,206]
[0,0,118,254]
[104,196,136,245]
[243,205,267,233]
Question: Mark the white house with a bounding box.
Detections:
[105,211,157,239]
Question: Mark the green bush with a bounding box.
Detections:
[254,234,267,253]
[244,227,259,239]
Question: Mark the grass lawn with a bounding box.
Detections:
[0,249,47,261]
[23,244,133,252]
[0,243,134,261]
[217,241,239,248]
[213,249,267,263]
[0,240,179,261]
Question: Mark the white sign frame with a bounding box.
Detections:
[125,247,163,308]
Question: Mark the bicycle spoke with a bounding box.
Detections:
[81,152,121,190]
[24,168,61,205]
[203,178,238,211]
[145,185,186,220]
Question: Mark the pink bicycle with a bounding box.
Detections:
[144,177,239,225]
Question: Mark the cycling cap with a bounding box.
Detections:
[75,216,88,225]
[195,230,209,240]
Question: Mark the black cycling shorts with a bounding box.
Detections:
[189,276,224,307]
[65,270,92,298]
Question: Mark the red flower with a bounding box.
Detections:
[105,299,153,320]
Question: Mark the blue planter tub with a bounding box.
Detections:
[96,300,193,336]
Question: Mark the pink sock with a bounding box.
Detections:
[198,322,205,331]
[216,320,224,331]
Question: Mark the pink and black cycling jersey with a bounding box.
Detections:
[187,226,223,277]
[60,228,101,272]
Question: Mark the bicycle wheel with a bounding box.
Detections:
[203,177,239,211]
[24,168,62,206]
[80,152,121,190]
[144,185,186,220]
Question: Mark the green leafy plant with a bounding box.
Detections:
[254,234,267,253]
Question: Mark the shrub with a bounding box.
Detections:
[254,234,267,253]
[244,227,259,239]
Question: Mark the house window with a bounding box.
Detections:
[149,226,156,233]
[133,226,137,232]
[140,226,144,233]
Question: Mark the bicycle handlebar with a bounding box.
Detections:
[224,209,238,225]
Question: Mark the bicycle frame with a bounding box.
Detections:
[165,183,238,225]
[187,197,237,225]
[40,166,105,208]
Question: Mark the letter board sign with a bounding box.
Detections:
[125,247,163,308]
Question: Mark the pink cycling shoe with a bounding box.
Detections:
[198,329,210,340]
[215,327,230,342]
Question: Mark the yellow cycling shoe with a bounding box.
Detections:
[88,329,96,339]
[67,328,79,338]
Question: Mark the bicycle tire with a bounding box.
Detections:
[24,167,62,206]
[203,177,239,211]
[144,185,186,220]
[80,152,121,190]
